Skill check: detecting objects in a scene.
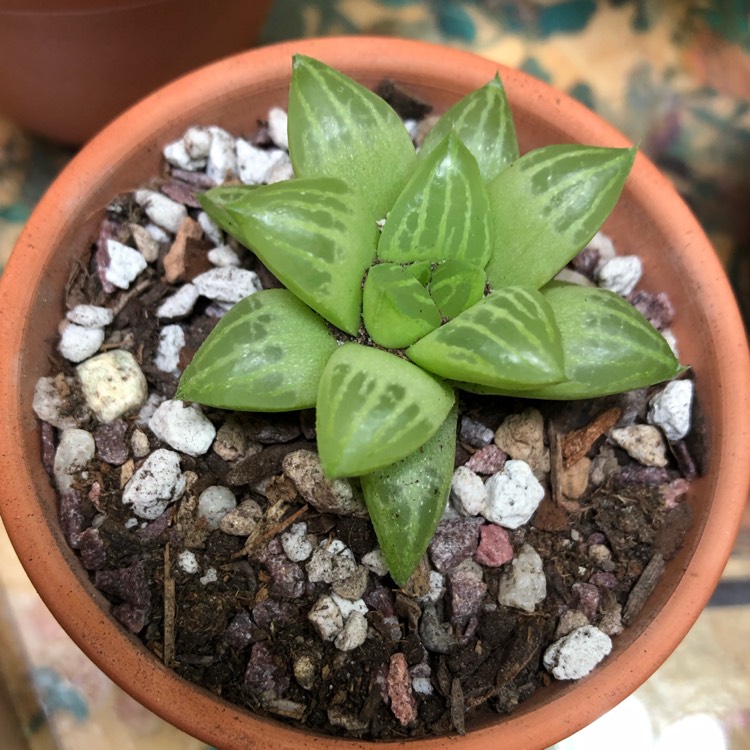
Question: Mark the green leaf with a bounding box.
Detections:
[485,145,635,289]
[419,73,519,182]
[316,343,455,477]
[176,289,337,411]
[288,55,417,220]
[377,132,492,267]
[361,404,458,586]
[429,259,486,319]
[457,283,684,399]
[407,286,565,389]
[362,263,441,349]
[199,179,377,335]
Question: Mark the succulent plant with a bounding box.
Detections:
[177,56,683,585]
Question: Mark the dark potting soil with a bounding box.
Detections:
[35,89,704,740]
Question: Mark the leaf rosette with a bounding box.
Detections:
[177,55,684,584]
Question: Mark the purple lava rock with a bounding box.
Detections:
[224,611,257,649]
[448,567,487,622]
[59,489,85,548]
[93,219,118,294]
[670,441,697,481]
[589,571,618,589]
[252,598,297,628]
[629,290,674,330]
[571,246,600,278]
[364,585,395,617]
[160,179,201,208]
[465,444,507,475]
[112,603,150,633]
[264,553,305,599]
[244,642,289,697]
[613,466,672,488]
[94,420,130,465]
[77,527,107,570]
[571,582,601,622]
[429,518,483,573]
[41,421,56,477]
[661,478,690,508]
[94,559,151,611]
[136,507,174,541]
[459,417,494,448]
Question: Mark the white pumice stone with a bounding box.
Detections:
[334,610,368,652]
[361,548,389,577]
[207,244,241,267]
[137,392,164,426]
[265,154,295,184]
[54,428,96,493]
[281,522,313,562]
[104,239,147,290]
[450,465,488,516]
[123,448,185,520]
[154,324,185,373]
[308,595,344,642]
[197,486,237,530]
[554,267,595,286]
[596,255,643,296]
[331,593,368,621]
[267,107,289,150]
[125,517,139,530]
[418,570,447,604]
[306,542,356,584]
[648,379,693,441]
[661,327,679,358]
[148,399,216,456]
[135,189,187,233]
[197,211,223,245]
[157,283,200,319]
[404,118,419,139]
[183,126,212,159]
[483,460,545,528]
[145,222,171,243]
[66,304,114,328]
[200,567,218,585]
[58,323,105,363]
[543,625,612,680]
[178,550,200,574]
[130,428,150,458]
[206,126,238,184]
[192,267,262,303]
[610,424,668,467]
[33,375,89,429]
[76,350,148,423]
[219,499,263,536]
[585,231,616,261]
[236,139,287,184]
[497,544,547,613]
[413,677,433,695]
[163,139,205,171]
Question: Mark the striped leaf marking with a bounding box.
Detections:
[288,55,417,220]
[176,289,338,411]
[419,73,519,182]
[316,343,455,477]
[406,286,565,390]
[362,263,441,349]
[485,145,636,290]
[377,132,492,267]
[199,179,377,335]
[429,259,486,319]
[361,404,457,586]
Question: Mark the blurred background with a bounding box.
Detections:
[0,1,748,748]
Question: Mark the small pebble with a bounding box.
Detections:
[184,126,212,160]
[77,350,148,423]
[561,457,592,500]
[306,541,357,584]
[332,565,369,602]
[280,522,313,562]
[308,595,344,642]
[494,407,549,477]
[448,564,487,621]
[428,517,483,573]
[178,550,199,574]
[265,155,294,184]
[130,428,150,458]
[610,424,668,467]
[465,443,506,474]
[200,567,218,585]
[197,210,223,245]
[135,189,187,233]
[417,570,446,604]
[219,498,263,536]
[236,139,287,185]
[474,524,514,567]
[459,416,494,448]
[122,448,185,520]
[163,139,206,171]
[93,420,129,465]
[267,107,289,150]
[596,255,643,296]
[207,244,241,267]
[362,548,389,577]
[648,379,693,442]
[33,375,90,429]
[53,428,96,493]
[331,592,369,621]
[156,283,200,319]
[145,222,171,243]
[497,543,546,613]
[387,653,417,727]
[293,655,317,691]
[450,466,488,516]
[148,399,216,456]
[585,231,616,261]
[192,267,262,303]
[67,304,113,328]
[334,610,368,652]
[104,239,147,290]
[483,460,545,528]
[58,323,105,363]
[206,126,238,184]
[197,486,237,529]
[555,609,590,638]
[129,223,161,263]
[154,324,185,373]
[543,625,612,680]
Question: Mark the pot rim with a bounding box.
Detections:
[0,35,748,749]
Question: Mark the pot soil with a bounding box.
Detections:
[33,82,704,740]
[1,38,748,750]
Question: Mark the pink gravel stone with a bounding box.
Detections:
[387,653,417,726]
[465,444,507,474]
[661,477,690,508]
[571,582,601,622]
[474,524,514,567]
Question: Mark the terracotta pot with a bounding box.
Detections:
[0,0,273,145]
[0,36,748,749]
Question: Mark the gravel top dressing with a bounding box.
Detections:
[33,86,702,740]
